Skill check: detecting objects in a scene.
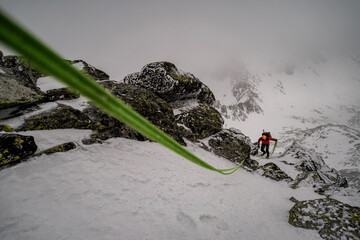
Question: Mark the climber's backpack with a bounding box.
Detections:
[263,131,272,138]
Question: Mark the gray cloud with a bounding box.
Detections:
[1,0,359,80]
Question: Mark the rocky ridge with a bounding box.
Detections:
[0,52,358,240]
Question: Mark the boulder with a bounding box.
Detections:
[289,198,360,240]
[207,128,256,170]
[176,104,223,139]
[0,133,37,166]
[124,61,215,105]
[17,104,92,131]
[83,81,185,145]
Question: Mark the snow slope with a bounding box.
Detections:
[0,136,322,240]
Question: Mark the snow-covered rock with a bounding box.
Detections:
[211,69,263,121]
[124,61,215,105]
[289,198,360,240]
[280,143,348,194]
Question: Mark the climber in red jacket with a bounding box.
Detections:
[258,131,277,158]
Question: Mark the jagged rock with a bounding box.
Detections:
[37,142,77,156]
[83,81,185,145]
[0,52,110,109]
[0,133,37,166]
[176,104,224,139]
[258,162,293,182]
[44,88,80,101]
[250,142,260,155]
[0,125,13,132]
[124,61,215,105]
[0,55,45,85]
[0,54,45,108]
[17,104,92,131]
[289,198,360,240]
[207,128,255,169]
[281,143,348,193]
[70,60,109,81]
[0,71,44,109]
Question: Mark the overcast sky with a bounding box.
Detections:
[1,0,360,80]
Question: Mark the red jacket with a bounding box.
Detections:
[258,136,276,145]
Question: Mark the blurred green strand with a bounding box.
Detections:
[0,9,244,174]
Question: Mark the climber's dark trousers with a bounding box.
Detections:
[261,144,270,157]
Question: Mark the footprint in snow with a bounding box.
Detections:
[199,214,229,231]
[176,211,197,230]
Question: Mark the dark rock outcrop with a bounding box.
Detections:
[70,60,109,81]
[258,162,293,182]
[17,104,92,131]
[44,88,80,102]
[124,61,215,105]
[0,133,37,166]
[289,198,360,240]
[83,81,185,145]
[37,142,77,156]
[176,104,223,139]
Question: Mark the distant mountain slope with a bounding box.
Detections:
[208,53,360,140]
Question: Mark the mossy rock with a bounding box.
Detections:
[44,88,80,101]
[207,128,253,168]
[289,198,360,239]
[0,133,37,166]
[83,81,185,145]
[176,104,223,139]
[0,125,13,132]
[17,104,92,131]
[1,55,46,85]
[37,142,77,156]
[0,54,45,109]
[0,73,44,109]
[124,61,215,105]
[259,162,293,182]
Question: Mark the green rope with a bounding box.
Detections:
[0,9,243,175]
[271,140,278,155]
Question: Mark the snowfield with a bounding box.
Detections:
[0,136,322,240]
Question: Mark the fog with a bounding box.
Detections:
[1,0,360,80]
